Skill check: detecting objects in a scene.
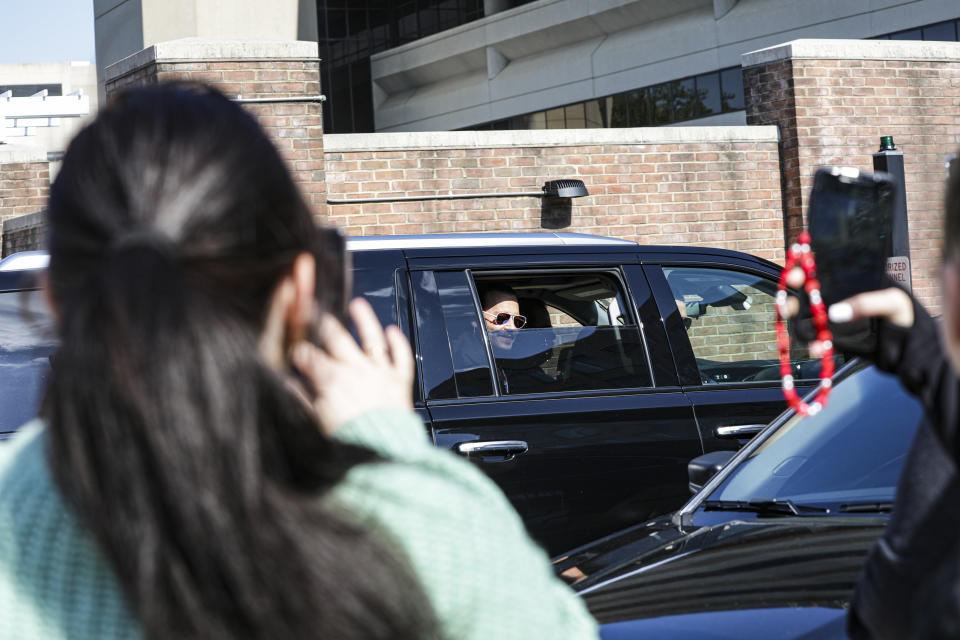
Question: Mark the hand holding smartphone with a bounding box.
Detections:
[313,225,352,333]
[289,226,352,402]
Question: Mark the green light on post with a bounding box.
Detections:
[879,136,896,151]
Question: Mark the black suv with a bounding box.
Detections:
[0,234,824,554]
[347,233,830,553]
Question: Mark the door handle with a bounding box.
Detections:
[714,424,765,439]
[456,440,529,461]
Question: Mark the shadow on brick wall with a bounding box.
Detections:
[540,199,572,229]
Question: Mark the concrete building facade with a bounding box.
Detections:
[93,0,319,98]
[370,0,960,132]
[0,62,97,163]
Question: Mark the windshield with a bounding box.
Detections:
[706,364,922,509]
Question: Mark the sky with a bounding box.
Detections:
[0,0,97,64]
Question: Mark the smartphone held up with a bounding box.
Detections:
[311,225,352,340]
[793,166,899,355]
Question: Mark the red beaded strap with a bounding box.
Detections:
[775,231,834,416]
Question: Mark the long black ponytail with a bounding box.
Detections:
[42,83,436,639]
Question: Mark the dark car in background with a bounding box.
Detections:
[0,252,55,439]
[554,360,923,639]
[1,233,829,554]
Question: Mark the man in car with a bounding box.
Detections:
[481,285,527,332]
[480,283,568,395]
[479,285,526,394]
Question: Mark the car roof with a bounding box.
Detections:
[346,232,637,251]
[348,232,780,271]
[0,232,782,293]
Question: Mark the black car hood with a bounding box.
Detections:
[556,516,887,635]
[595,604,848,639]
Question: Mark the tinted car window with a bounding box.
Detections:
[663,267,825,383]
[435,270,494,397]
[711,365,922,507]
[474,272,651,395]
[351,250,399,327]
[0,289,56,435]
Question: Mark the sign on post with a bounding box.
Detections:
[886,256,912,291]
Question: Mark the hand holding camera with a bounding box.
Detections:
[791,166,912,355]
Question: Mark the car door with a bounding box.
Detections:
[642,258,835,454]
[349,248,436,426]
[409,250,702,555]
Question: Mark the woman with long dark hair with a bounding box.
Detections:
[0,83,597,639]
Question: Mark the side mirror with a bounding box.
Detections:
[688,450,736,494]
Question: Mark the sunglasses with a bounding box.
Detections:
[483,310,527,329]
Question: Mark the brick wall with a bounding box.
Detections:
[0,161,49,254]
[685,300,781,364]
[102,40,326,214]
[744,39,960,311]
[5,36,960,315]
[325,128,786,264]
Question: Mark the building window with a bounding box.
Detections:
[460,65,746,131]
[876,18,959,41]
[0,84,62,97]
[317,0,485,133]
[460,15,959,132]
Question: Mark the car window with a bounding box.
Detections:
[434,271,495,398]
[0,289,57,435]
[469,272,652,396]
[662,266,830,384]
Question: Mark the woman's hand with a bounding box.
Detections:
[784,267,914,329]
[291,297,414,435]
[827,287,915,329]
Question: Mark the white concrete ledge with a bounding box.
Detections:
[325,125,779,152]
[743,38,960,68]
[104,38,319,84]
[0,143,47,164]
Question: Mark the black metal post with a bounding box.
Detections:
[873,136,911,290]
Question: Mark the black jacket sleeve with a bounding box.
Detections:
[870,296,960,461]
[847,295,960,640]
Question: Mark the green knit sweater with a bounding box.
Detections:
[0,410,598,639]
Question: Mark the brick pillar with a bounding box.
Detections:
[743,39,960,311]
[102,39,326,217]
[0,145,50,255]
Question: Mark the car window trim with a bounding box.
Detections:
[396,268,427,406]
[619,266,659,387]
[424,384,689,406]
[409,269,460,401]
[465,268,503,397]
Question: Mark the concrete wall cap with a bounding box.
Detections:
[742,38,960,68]
[2,210,46,233]
[0,143,47,164]
[325,126,779,152]
[104,38,319,83]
